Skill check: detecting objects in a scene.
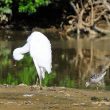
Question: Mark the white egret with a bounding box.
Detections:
[13,31,52,89]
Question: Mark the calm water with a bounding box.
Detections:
[0,30,110,88]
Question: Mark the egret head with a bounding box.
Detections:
[13,48,24,61]
[85,81,90,87]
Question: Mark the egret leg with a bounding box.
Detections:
[36,74,39,86]
[33,58,43,89]
[40,67,46,79]
[39,67,46,89]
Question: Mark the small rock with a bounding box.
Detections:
[92,102,99,105]
[24,101,32,105]
[73,103,79,106]
[103,102,110,106]
[23,94,34,97]
[18,83,28,87]
[103,97,110,102]
[91,96,101,101]
[80,103,86,105]
[65,93,70,97]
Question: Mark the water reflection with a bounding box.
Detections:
[0,31,110,89]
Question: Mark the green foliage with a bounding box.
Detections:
[16,55,36,85]
[0,0,50,23]
[18,0,51,14]
[1,49,11,67]
[0,47,76,88]
[1,0,12,5]
[0,0,12,14]
[0,48,11,78]
[0,7,12,14]
[59,76,75,88]
[0,72,18,85]
[0,0,12,23]
[106,86,110,90]
[5,73,18,85]
[0,55,36,85]
[0,0,50,14]
[42,71,56,86]
[18,66,36,85]
[0,52,56,86]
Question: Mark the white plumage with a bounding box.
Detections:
[13,31,52,88]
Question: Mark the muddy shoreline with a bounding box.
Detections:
[0,85,109,110]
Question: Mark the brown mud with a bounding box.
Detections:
[0,85,110,110]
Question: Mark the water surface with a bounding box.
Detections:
[0,30,110,88]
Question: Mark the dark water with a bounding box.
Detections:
[0,30,110,89]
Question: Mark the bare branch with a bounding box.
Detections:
[70,1,78,15]
[94,9,107,22]
[103,0,110,11]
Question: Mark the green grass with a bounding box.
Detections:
[59,75,75,88]
[42,71,56,86]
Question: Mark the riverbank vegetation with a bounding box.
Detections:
[1,0,110,35]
